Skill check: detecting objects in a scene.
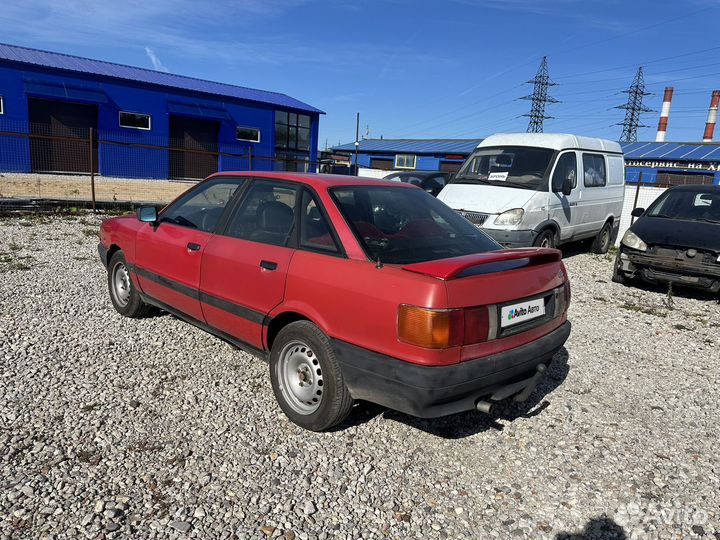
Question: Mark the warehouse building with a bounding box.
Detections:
[331,139,484,173]
[333,138,720,185]
[0,43,322,179]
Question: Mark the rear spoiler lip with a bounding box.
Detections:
[401,248,562,280]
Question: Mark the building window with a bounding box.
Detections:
[395,154,416,169]
[0,96,4,115]
[236,126,261,143]
[275,111,311,152]
[119,111,151,130]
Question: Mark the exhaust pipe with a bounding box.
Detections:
[476,400,494,414]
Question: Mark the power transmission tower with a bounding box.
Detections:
[614,67,653,142]
[521,56,559,133]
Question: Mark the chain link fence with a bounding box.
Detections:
[0,120,323,211]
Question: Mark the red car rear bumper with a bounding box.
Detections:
[332,321,571,418]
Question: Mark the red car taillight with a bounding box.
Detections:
[555,281,571,316]
[397,305,490,349]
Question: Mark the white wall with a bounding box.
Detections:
[615,185,667,246]
[357,167,396,179]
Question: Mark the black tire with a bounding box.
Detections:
[533,229,556,249]
[107,251,151,318]
[611,250,628,284]
[269,321,354,431]
[591,221,613,254]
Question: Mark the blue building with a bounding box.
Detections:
[0,43,322,179]
[331,139,483,173]
[333,137,720,185]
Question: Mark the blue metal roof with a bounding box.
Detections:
[332,139,484,155]
[621,141,720,161]
[0,42,323,114]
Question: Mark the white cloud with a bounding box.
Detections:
[144,47,169,72]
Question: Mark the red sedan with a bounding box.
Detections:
[99,172,570,431]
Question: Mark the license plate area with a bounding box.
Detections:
[496,290,556,337]
[501,297,545,327]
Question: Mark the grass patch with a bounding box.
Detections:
[672,323,693,331]
[593,296,608,303]
[82,228,98,238]
[620,302,667,318]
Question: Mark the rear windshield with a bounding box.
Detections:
[330,186,500,264]
[647,189,720,223]
[452,146,555,191]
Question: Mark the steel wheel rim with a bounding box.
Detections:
[112,262,131,307]
[276,340,324,415]
[540,234,552,248]
[600,228,610,251]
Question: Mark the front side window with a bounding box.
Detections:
[299,190,339,253]
[395,154,416,169]
[583,153,606,187]
[225,181,298,246]
[236,126,260,142]
[551,152,577,192]
[160,178,244,232]
[453,146,554,191]
[330,186,499,264]
[119,111,151,130]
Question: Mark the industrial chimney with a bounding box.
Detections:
[703,90,720,142]
[655,87,673,142]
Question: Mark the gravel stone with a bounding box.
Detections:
[0,216,718,539]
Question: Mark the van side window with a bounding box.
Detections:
[583,154,606,187]
[551,153,577,192]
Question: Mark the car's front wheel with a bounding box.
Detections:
[108,250,151,318]
[269,321,354,431]
[611,250,629,285]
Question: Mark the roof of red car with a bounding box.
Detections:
[211,171,417,189]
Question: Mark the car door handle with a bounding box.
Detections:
[260,260,278,271]
[187,242,201,251]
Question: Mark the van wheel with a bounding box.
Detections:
[592,222,613,254]
[533,229,556,249]
[269,321,354,431]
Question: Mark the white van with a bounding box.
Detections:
[436,133,625,253]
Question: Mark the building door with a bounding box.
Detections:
[169,115,219,180]
[28,98,98,173]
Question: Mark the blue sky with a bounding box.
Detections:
[3,0,720,147]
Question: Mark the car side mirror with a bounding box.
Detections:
[137,206,158,223]
[631,207,645,218]
[561,176,573,197]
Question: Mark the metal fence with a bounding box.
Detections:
[0,120,324,211]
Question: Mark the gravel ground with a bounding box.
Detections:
[1,214,718,540]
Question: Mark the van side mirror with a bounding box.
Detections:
[631,207,645,218]
[137,206,158,223]
[561,176,573,196]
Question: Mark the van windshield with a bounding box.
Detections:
[452,146,554,191]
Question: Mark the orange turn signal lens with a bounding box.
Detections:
[397,305,464,349]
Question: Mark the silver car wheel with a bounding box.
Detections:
[111,261,131,307]
[276,340,324,415]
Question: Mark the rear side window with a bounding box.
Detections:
[225,181,298,246]
[299,190,340,254]
[583,154,606,187]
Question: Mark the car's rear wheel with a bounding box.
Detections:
[591,221,613,254]
[533,229,556,249]
[108,251,151,318]
[270,321,354,431]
